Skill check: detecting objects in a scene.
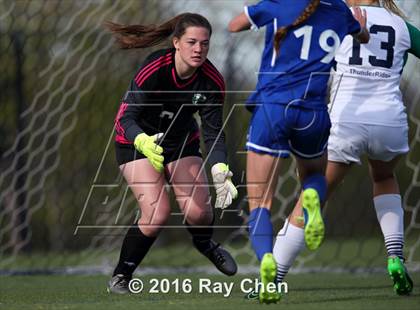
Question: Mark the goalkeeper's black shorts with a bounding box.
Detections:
[115,138,201,166]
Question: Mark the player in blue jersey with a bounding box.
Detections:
[264,0,418,298]
[229,0,369,303]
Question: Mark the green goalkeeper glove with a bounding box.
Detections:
[211,163,238,209]
[133,133,164,173]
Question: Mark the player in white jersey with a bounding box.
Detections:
[327,0,419,295]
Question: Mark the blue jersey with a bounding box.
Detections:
[245,0,361,109]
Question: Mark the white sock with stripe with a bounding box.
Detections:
[373,194,404,260]
[273,219,305,283]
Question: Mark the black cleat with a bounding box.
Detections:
[107,274,131,294]
[202,241,238,276]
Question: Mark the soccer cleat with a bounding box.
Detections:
[259,253,281,304]
[387,256,413,295]
[302,188,325,250]
[201,241,238,276]
[107,274,131,294]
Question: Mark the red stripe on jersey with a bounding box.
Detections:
[136,58,172,88]
[134,53,171,83]
[202,67,224,89]
[135,56,171,88]
[115,134,132,144]
[202,68,225,98]
[202,62,225,90]
[171,68,198,88]
[115,102,131,144]
[186,130,200,144]
[115,102,128,135]
[202,67,225,92]
[115,133,131,144]
[134,52,171,84]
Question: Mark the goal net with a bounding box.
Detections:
[0,0,419,274]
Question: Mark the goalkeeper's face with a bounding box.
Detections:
[173,26,210,69]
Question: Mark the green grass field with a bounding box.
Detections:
[1,273,419,310]
[2,237,419,270]
[1,238,419,309]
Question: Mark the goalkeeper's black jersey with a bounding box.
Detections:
[115,48,227,166]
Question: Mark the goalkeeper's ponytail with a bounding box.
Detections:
[105,13,212,49]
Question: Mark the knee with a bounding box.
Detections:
[138,204,171,236]
[185,205,213,225]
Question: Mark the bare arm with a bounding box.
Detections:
[352,6,369,43]
[228,12,251,32]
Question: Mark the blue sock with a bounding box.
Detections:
[302,173,327,204]
[248,207,273,261]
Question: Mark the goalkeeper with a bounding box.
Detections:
[105,13,238,294]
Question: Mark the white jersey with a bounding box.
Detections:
[329,6,411,126]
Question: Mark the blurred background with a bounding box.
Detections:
[0,0,419,275]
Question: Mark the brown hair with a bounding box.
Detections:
[382,0,406,19]
[273,0,320,55]
[105,13,212,49]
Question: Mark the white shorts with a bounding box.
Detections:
[328,122,409,164]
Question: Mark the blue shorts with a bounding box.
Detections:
[246,103,331,159]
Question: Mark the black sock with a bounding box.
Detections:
[185,218,215,253]
[113,225,157,277]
